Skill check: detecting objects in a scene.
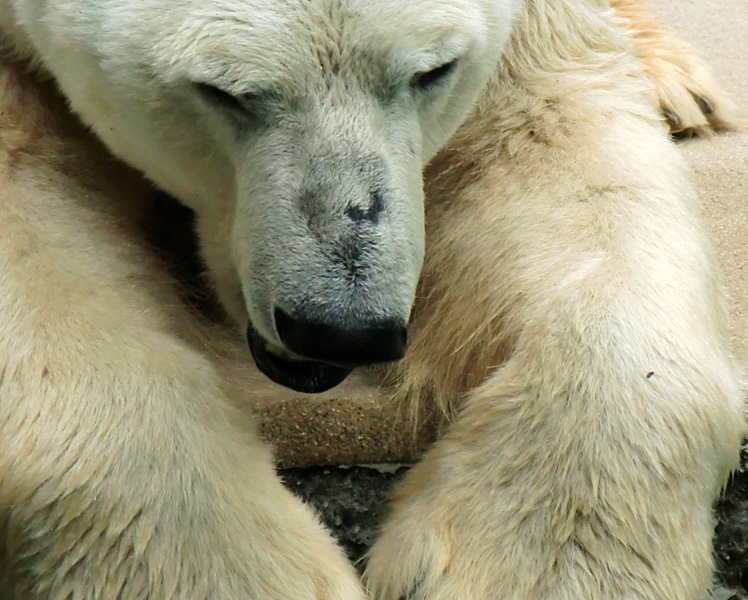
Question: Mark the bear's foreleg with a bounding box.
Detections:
[610,0,745,135]
[365,9,744,597]
[0,60,364,600]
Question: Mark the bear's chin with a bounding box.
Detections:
[247,323,353,394]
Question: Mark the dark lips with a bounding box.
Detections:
[246,323,353,394]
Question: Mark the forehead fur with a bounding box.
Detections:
[153,0,490,94]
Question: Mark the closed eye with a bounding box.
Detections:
[196,82,251,114]
[411,59,458,91]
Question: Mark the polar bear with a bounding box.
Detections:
[0,0,744,599]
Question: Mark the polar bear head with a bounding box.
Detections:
[10,0,521,392]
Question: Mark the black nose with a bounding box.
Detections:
[274,308,407,367]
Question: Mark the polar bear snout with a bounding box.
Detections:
[274,307,407,367]
[246,309,408,394]
[232,117,425,392]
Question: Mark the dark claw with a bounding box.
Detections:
[695,94,715,115]
[399,573,428,600]
[663,107,681,128]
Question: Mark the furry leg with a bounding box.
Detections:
[0,58,364,600]
[611,0,745,135]
[367,2,744,596]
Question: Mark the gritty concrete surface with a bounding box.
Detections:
[714,448,748,598]
[281,465,410,567]
[254,374,437,468]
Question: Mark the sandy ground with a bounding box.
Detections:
[656,0,748,373]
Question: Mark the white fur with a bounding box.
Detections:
[0,0,521,341]
[0,0,744,598]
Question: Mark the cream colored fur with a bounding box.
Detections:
[366,2,745,599]
[610,0,745,136]
[0,0,744,599]
[0,64,365,599]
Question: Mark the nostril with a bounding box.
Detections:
[274,308,407,367]
[345,187,384,224]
